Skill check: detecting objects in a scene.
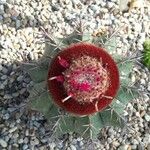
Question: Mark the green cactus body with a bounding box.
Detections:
[22,25,139,139]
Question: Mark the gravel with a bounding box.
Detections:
[0,139,7,148]
[0,0,150,149]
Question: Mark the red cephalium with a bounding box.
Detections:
[47,43,120,116]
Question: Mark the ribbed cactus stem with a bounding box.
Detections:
[26,26,139,138]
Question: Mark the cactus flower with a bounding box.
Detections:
[48,43,120,115]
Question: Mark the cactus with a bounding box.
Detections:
[22,24,139,139]
[143,39,150,69]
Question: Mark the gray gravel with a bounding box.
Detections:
[0,0,150,149]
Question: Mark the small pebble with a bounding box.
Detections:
[70,145,77,150]
[9,127,17,133]
[23,144,28,150]
[144,114,150,122]
[0,139,7,148]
